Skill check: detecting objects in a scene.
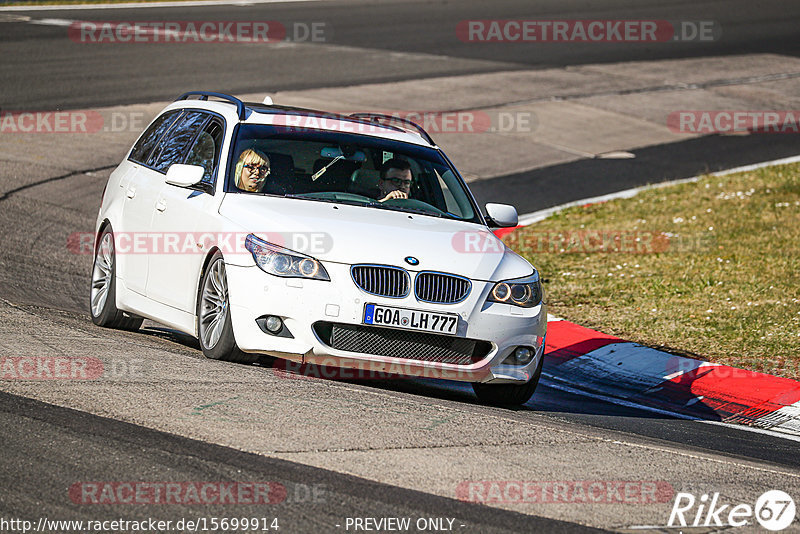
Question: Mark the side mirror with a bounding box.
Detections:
[485,203,518,228]
[166,164,205,188]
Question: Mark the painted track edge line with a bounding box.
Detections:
[0,0,328,12]
[540,374,800,444]
[517,153,800,226]
[515,154,800,441]
[542,321,800,439]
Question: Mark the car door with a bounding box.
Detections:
[120,109,183,295]
[146,113,225,312]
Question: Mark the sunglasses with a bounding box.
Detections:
[243,163,270,175]
[385,177,412,187]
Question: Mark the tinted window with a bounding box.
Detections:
[226,124,479,223]
[184,118,224,185]
[129,110,182,163]
[148,111,208,173]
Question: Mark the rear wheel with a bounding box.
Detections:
[197,252,257,364]
[472,352,544,407]
[89,226,143,331]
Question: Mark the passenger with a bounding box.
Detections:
[377,158,413,202]
[234,148,270,192]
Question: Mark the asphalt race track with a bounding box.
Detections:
[1,0,800,532]
[2,0,800,110]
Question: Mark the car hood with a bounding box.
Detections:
[218,194,533,281]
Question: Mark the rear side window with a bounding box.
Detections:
[184,118,224,185]
[129,110,182,164]
[148,111,208,173]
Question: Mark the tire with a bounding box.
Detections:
[472,352,544,407]
[197,252,257,364]
[89,226,143,331]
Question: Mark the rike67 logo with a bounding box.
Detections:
[668,490,796,531]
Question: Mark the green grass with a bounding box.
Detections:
[505,163,800,379]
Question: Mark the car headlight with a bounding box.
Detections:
[487,272,542,308]
[244,234,330,281]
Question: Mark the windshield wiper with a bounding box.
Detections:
[365,202,445,218]
[283,194,371,207]
[283,195,446,218]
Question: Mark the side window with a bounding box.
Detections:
[184,118,224,184]
[147,111,208,173]
[129,110,182,164]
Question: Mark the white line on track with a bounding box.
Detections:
[518,154,800,226]
[27,17,71,25]
[514,154,800,443]
[0,0,327,11]
[540,374,800,444]
[13,15,461,63]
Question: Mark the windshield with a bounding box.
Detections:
[226,123,480,223]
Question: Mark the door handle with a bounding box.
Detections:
[126,187,136,199]
[155,198,167,212]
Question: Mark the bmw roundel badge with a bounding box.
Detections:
[404,256,419,266]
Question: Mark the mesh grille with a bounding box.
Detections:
[351,265,410,298]
[316,322,491,365]
[414,272,471,304]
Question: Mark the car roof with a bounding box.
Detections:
[168,91,439,148]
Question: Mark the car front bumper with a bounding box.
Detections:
[226,262,546,384]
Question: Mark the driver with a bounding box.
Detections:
[234,148,270,192]
[377,158,413,202]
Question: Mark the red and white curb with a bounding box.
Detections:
[542,318,800,438]
[503,155,800,438]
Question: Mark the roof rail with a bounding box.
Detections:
[349,113,436,146]
[245,104,408,135]
[175,91,246,120]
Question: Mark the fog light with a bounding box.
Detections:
[265,316,283,333]
[514,346,534,365]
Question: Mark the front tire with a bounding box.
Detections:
[89,226,143,331]
[472,352,544,407]
[197,252,256,364]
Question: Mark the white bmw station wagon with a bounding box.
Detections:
[91,92,547,405]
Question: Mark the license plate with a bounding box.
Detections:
[363,304,459,335]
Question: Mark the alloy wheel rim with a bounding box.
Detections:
[90,232,113,317]
[200,259,229,349]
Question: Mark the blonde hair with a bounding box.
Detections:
[234,148,270,191]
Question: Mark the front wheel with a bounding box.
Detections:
[472,353,544,407]
[197,252,256,364]
[89,226,143,331]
